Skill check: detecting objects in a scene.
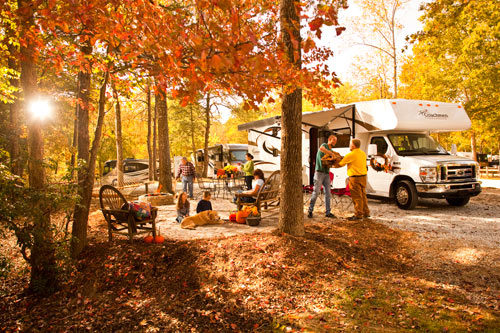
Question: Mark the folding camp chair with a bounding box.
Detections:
[331,181,353,212]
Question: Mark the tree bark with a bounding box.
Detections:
[69,80,78,180]
[7,39,22,176]
[71,42,93,259]
[112,83,124,187]
[278,0,304,236]
[203,93,211,177]
[471,130,477,162]
[71,71,108,258]
[153,99,158,180]
[391,6,397,98]
[155,83,173,193]
[146,85,153,181]
[189,105,197,170]
[18,0,59,294]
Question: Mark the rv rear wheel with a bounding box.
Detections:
[395,180,418,210]
[446,197,470,207]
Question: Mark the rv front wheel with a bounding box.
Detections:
[446,197,470,207]
[395,180,418,210]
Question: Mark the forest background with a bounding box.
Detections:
[0,0,498,294]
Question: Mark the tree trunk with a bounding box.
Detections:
[391,10,397,98]
[189,105,197,171]
[71,42,93,259]
[278,0,304,236]
[153,99,158,181]
[471,130,477,162]
[18,0,59,294]
[69,81,78,180]
[203,93,211,177]
[146,85,153,181]
[155,83,173,193]
[112,83,124,187]
[88,72,109,184]
[71,71,108,258]
[7,41,22,176]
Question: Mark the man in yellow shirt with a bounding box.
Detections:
[338,139,370,220]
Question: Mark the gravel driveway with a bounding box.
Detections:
[367,188,500,248]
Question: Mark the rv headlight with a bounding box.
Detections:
[420,167,437,183]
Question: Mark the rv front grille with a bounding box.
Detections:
[440,164,476,182]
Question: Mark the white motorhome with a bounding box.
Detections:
[101,158,154,186]
[238,99,481,209]
[192,144,248,177]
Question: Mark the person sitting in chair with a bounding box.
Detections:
[234,169,265,203]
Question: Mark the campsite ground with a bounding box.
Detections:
[1,188,499,331]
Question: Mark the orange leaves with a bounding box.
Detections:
[211,0,231,11]
[308,17,324,31]
[303,37,316,53]
[210,54,223,70]
[336,27,346,36]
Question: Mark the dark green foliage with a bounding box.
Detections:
[0,149,78,286]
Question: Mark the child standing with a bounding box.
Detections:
[196,191,213,213]
[176,192,190,223]
[241,153,255,190]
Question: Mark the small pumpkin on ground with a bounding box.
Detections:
[154,228,165,243]
[236,210,250,224]
[144,235,154,243]
[154,235,165,243]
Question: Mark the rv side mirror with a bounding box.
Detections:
[450,144,457,155]
[367,144,378,156]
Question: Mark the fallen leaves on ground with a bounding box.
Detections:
[1,216,499,332]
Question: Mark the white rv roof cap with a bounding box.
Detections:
[353,99,471,132]
[238,99,471,133]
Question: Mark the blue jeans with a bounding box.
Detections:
[308,171,331,214]
[182,175,194,198]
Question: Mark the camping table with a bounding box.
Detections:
[218,176,245,199]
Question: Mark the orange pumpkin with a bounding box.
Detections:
[236,210,250,224]
[154,235,165,243]
[144,235,154,243]
[229,213,237,222]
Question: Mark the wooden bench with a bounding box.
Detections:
[236,170,280,213]
[99,185,157,242]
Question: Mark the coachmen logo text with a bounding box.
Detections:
[418,109,449,119]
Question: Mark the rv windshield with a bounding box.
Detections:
[388,133,449,156]
[229,150,247,162]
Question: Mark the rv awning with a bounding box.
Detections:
[300,105,354,129]
[238,105,355,131]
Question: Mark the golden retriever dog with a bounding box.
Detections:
[181,210,222,230]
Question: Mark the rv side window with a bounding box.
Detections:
[229,150,247,162]
[135,163,148,171]
[103,166,112,176]
[370,137,388,155]
[124,164,137,173]
[336,134,350,147]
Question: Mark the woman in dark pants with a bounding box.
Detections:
[241,153,255,190]
[235,169,265,204]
